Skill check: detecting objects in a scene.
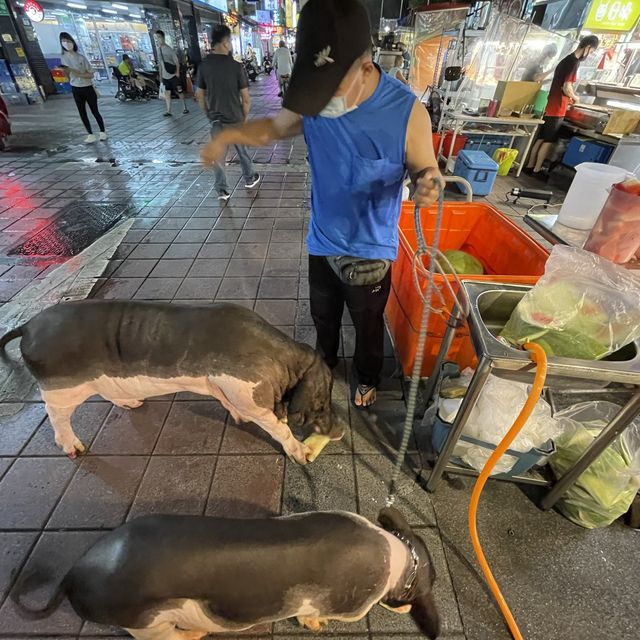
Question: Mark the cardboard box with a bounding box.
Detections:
[603,109,640,135]
[493,81,541,117]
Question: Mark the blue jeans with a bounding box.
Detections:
[210,120,254,192]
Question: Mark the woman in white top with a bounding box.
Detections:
[388,66,408,85]
[59,32,107,143]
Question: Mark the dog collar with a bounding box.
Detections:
[391,530,420,600]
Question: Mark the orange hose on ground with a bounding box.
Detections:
[467,342,548,640]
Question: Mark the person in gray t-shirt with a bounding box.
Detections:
[154,30,189,117]
[197,25,259,201]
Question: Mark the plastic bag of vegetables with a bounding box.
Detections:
[550,402,640,529]
[500,245,640,359]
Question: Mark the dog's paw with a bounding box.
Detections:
[58,437,86,459]
[297,616,327,632]
[112,399,144,410]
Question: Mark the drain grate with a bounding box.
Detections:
[8,202,131,258]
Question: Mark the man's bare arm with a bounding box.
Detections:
[197,87,207,113]
[562,81,578,103]
[405,100,443,208]
[240,87,251,121]
[202,109,303,166]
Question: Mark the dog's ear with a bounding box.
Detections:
[410,591,441,639]
[378,507,411,534]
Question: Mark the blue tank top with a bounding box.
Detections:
[303,71,416,260]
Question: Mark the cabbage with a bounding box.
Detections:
[437,250,484,275]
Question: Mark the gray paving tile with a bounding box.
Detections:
[143,229,179,244]
[129,243,169,259]
[244,218,275,230]
[258,276,299,299]
[155,401,226,454]
[207,229,242,243]
[295,299,314,326]
[128,455,215,519]
[0,458,11,481]
[254,299,297,326]
[430,477,640,640]
[263,258,300,277]
[220,420,281,455]
[175,277,221,300]
[175,229,210,243]
[0,457,77,528]
[282,455,357,514]
[239,229,271,243]
[113,259,158,278]
[274,219,305,230]
[0,279,30,301]
[133,277,182,300]
[149,258,193,278]
[267,242,302,259]
[214,217,246,230]
[90,402,170,455]
[0,532,37,602]
[47,456,147,529]
[232,243,268,259]
[0,531,104,634]
[198,243,235,259]
[187,258,229,278]
[294,324,316,347]
[163,243,203,259]
[22,402,111,456]
[217,276,260,299]
[184,217,217,230]
[206,454,283,518]
[275,618,368,636]
[153,217,187,230]
[0,403,46,455]
[226,258,265,277]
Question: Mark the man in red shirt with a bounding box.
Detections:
[526,35,599,176]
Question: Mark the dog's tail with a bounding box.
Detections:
[10,567,68,620]
[0,326,22,352]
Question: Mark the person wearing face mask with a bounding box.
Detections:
[197,25,260,201]
[201,0,441,408]
[525,35,599,177]
[155,30,189,117]
[59,32,107,143]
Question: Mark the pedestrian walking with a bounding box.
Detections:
[197,25,260,201]
[155,30,189,117]
[202,0,441,408]
[59,32,106,143]
[273,40,293,97]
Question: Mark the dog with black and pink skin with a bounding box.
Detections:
[12,508,441,638]
[0,300,343,464]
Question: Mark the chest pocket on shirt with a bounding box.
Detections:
[350,155,405,194]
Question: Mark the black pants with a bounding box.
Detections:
[309,255,391,387]
[72,86,105,134]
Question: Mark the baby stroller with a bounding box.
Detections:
[111,66,150,102]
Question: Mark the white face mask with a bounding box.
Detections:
[62,41,74,51]
[319,73,365,119]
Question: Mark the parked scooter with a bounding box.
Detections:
[263,54,273,76]
[244,58,258,82]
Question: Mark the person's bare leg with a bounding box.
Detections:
[526,140,542,169]
[164,85,172,114]
[533,142,553,173]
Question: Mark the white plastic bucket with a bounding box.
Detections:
[557,163,630,230]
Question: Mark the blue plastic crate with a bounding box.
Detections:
[431,416,556,479]
[464,134,510,158]
[453,149,499,196]
[563,136,615,167]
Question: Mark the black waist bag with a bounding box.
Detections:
[328,256,392,286]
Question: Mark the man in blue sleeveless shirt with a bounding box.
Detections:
[202,0,441,408]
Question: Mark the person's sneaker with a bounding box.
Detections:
[84,134,97,143]
[244,174,261,189]
[183,107,190,114]
[99,132,108,141]
[163,112,172,117]
[217,190,231,201]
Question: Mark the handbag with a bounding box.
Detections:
[328,256,392,286]
[159,47,176,75]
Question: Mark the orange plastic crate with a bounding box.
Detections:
[386,201,549,376]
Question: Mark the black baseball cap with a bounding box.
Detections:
[283,0,372,116]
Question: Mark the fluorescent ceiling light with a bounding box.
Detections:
[112,3,129,9]
[102,8,118,13]
[129,13,141,18]
[67,2,87,7]
[607,99,640,112]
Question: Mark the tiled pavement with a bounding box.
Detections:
[1,75,639,640]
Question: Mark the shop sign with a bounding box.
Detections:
[196,0,228,13]
[583,0,640,31]
[256,9,272,24]
[0,1,9,17]
[263,0,278,9]
[24,0,44,22]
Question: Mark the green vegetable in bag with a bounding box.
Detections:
[437,250,484,275]
[550,402,640,529]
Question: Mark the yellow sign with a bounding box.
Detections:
[285,0,293,28]
[583,0,640,32]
